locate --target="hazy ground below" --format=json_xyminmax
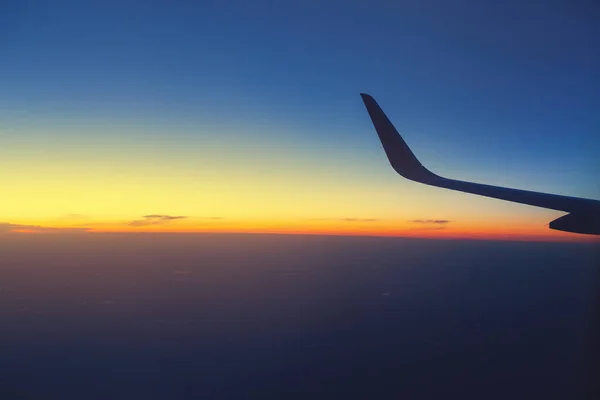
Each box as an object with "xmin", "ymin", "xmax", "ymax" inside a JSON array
[{"xmin": 1, "ymin": 233, "xmax": 598, "ymax": 399}]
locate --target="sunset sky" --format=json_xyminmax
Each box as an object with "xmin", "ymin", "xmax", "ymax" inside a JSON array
[{"xmin": 1, "ymin": 0, "xmax": 599, "ymax": 241}]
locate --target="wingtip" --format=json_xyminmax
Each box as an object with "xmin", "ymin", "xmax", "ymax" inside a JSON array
[{"xmin": 359, "ymin": 92, "xmax": 435, "ymax": 183}]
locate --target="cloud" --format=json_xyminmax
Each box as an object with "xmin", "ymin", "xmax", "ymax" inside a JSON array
[
  {"xmin": 409, "ymin": 219, "xmax": 452, "ymax": 224},
  {"xmin": 408, "ymin": 226, "xmax": 447, "ymax": 231},
  {"xmin": 142, "ymin": 215, "xmax": 187, "ymax": 220},
  {"xmin": 128, "ymin": 214, "xmax": 188, "ymax": 226},
  {"xmin": 0, "ymin": 223, "xmax": 89, "ymax": 234},
  {"xmin": 407, "ymin": 219, "xmax": 452, "ymax": 231}
]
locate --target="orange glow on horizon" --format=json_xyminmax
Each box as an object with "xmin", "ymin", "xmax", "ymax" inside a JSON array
[{"xmin": 5, "ymin": 217, "xmax": 595, "ymax": 243}]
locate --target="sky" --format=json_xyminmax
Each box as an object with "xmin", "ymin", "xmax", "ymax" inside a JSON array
[{"xmin": 1, "ymin": 0, "xmax": 599, "ymax": 241}]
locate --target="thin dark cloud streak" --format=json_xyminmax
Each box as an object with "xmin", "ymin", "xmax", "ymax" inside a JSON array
[
  {"xmin": 143, "ymin": 215, "xmax": 187, "ymax": 220},
  {"xmin": 409, "ymin": 219, "xmax": 452, "ymax": 224},
  {"xmin": 129, "ymin": 215, "xmax": 188, "ymax": 227}
]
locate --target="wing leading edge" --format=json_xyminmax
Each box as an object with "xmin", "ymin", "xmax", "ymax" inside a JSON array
[{"xmin": 360, "ymin": 93, "xmax": 600, "ymax": 235}]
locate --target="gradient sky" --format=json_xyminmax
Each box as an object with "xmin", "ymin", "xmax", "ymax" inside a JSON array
[{"xmin": 1, "ymin": 0, "xmax": 599, "ymax": 241}]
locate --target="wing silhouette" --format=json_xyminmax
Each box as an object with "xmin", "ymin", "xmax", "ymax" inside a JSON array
[{"xmin": 360, "ymin": 93, "xmax": 600, "ymax": 235}]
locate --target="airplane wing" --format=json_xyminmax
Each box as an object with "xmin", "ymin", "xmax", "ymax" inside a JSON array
[{"xmin": 360, "ymin": 93, "xmax": 600, "ymax": 235}]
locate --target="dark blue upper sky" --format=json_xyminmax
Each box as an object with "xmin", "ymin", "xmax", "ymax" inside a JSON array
[{"xmin": 1, "ymin": 0, "xmax": 599, "ymax": 232}]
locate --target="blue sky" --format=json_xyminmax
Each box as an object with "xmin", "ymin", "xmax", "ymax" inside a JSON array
[{"xmin": 1, "ymin": 0, "xmax": 598, "ymax": 239}]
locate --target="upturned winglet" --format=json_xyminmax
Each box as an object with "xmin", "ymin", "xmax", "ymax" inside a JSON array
[{"xmin": 360, "ymin": 93, "xmax": 438, "ymax": 184}]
